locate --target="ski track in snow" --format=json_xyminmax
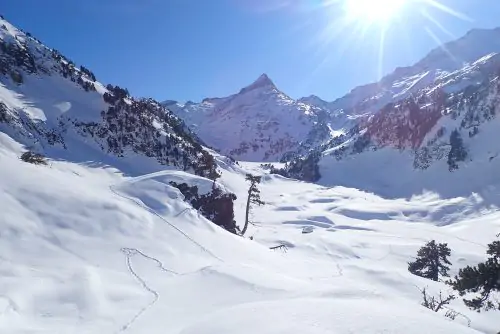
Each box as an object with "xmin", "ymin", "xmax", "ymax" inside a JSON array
[
  {"xmin": 111, "ymin": 180, "xmax": 224, "ymax": 333},
  {"xmin": 117, "ymin": 248, "xmax": 161, "ymax": 333},
  {"xmin": 118, "ymin": 247, "xmax": 220, "ymax": 333},
  {"xmin": 121, "ymin": 248, "xmax": 179, "ymax": 275},
  {"xmin": 410, "ymin": 226, "xmax": 488, "ymax": 249},
  {"xmin": 110, "ymin": 174, "xmax": 348, "ymax": 332},
  {"xmin": 117, "ymin": 247, "xmax": 209, "ymax": 333}
]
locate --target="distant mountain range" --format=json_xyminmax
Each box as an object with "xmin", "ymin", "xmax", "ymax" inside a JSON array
[
  {"xmin": 2, "ymin": 13, "xmax": 500, "ymax": 197},
  {"xmin": 164, "ymin": 27, "xmax": 500, "ymax": 165},
  {"xmin": 163, "ymin": 74, "xmax": 337, "ymax": 162}
]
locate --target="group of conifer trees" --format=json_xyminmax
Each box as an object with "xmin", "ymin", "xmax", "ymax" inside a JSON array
[{"xmin": 408, "ymin": 238, "xmax": 499, "ymax": 313}]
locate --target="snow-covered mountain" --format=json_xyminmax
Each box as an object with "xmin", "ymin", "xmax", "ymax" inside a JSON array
[
  {"xmin": 0, "ymin": 16, "xmax": 219, "ymax": 179},
  {"xmin": 279, "ymin": 60, "xmax": 500, "ymax": 198},
  {"xmin": 242, "ymin": 27, "xmax": 500, "ymax": 197},
  {"xmin": 164, "ymin": 74, "xmax": 340, "ymax": 162},
  {"xmin": 166, "ymin": 27, "xmax": 500, "ymax": 166}
]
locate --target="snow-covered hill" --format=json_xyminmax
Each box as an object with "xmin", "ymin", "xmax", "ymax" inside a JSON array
[{"xmin": 164, "ymin": 74, "xmax": 339, "ymax": 162}]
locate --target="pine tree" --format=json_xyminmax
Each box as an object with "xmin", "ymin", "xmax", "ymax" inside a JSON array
[
  {"xmin": 408, "ymin": 240, "xmax": 452, "ymax": 281},
  {"xmin": 449, "ymin": 239, "xmax": 500, "ymax": 311},
  {"xmin": 241, "ymin": 174, "xmax": 264, "ymax": 236}
]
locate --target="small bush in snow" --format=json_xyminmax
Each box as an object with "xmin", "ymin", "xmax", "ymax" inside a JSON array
[
  {"xmin": 420, "ymin": 288, "xmax": 455, "ymax": 312},
  {"xmin": 20, "ymin": 151, "xmax": 47, "ymax": 165}
]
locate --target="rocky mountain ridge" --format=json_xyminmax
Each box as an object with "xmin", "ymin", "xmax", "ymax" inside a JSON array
[{"xmin": 0, "ymin": 15, "xmax": 219, "ymax": 179}]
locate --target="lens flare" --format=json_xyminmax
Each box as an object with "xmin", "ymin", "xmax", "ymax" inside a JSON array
[
  {"xmin": 310, "ymin": 0, "xmax": 472, "ymax": 79},
  {"xmin": 344, "ymin": 0, "xmax": 407, "ymax": 24}
]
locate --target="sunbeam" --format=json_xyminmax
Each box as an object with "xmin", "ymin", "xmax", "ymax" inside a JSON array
[
  {"xmin": 420, "ymin": 8, "xmax": 456, "ymax": 40},
  {"xmin": 259, "ymin": 0, "xmax": 475, "ymax": 94},
  {"xmin": 424, "ymin": 26, "xmax": 462, "ymax": 67},
  {"xmin": 319, "ymin": 0, "xmax": 472, "ymax": 33},
  {"xmin": 423, "ymin": 0, "xmax": 473, "ymax": 22},
  {"xmin": 378, "ymin": 26, "xmax": 388, "ymax": 81}
]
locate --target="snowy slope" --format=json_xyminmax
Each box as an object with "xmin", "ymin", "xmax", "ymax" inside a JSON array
[
  {"xmin": 280, "ymin": 50, "xmax": 500, "ymax": 196},
  {"xmin": 1, "ymin": 134, "xmax": 499, "ymax": 333},
  {"xmin": 164, "ymin": 74, "xmax": 337, "ymax": 162},
  {"xmin": 314, "ymin": 73, "xmax": 500, "ymax": 198}
]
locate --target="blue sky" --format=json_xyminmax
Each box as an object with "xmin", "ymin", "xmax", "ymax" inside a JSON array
[{"xmin": 2, "ymin": 0, "xmax": 500, "ymax": 102}]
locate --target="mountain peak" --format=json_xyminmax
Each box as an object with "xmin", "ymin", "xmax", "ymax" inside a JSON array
[
  {"xmin": 254, "ymin": 73, "xmax": 273, "ymax": 86},
  {"xmin": 239, "ymin": 73, "xmax": 276, "ymax": 94},
  {"xmin": 299, "ymin": 95, "xmax": 326, "ymax": 104}
]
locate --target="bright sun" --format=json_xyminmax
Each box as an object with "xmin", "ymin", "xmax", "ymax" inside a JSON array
[{"xmin": 344, "ymin": 0, "xmax": 407, "ymax": 24}]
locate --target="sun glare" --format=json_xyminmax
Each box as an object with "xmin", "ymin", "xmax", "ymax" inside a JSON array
[
  {"xmin": 293, "ymin": 0, "xmax": 472, "ymax": 83},
  {"xmin": 344, "ymin": 0, "xmax": 407, "ymax": 24}
]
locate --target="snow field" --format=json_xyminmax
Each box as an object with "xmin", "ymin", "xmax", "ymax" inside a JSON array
[{"xmin": 2, "ymin": 137, "xmax": 498, "ymax": 333}]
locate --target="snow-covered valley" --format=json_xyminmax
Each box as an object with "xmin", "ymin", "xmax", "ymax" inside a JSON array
[{"xmin": 1, "ymin": 132, "xmax": 499, "ymax": 333}]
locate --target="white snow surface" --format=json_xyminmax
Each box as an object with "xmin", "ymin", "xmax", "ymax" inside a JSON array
[{"xmin": 0, "ymin": 134, "xmax": 499, "ymax": 334}]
